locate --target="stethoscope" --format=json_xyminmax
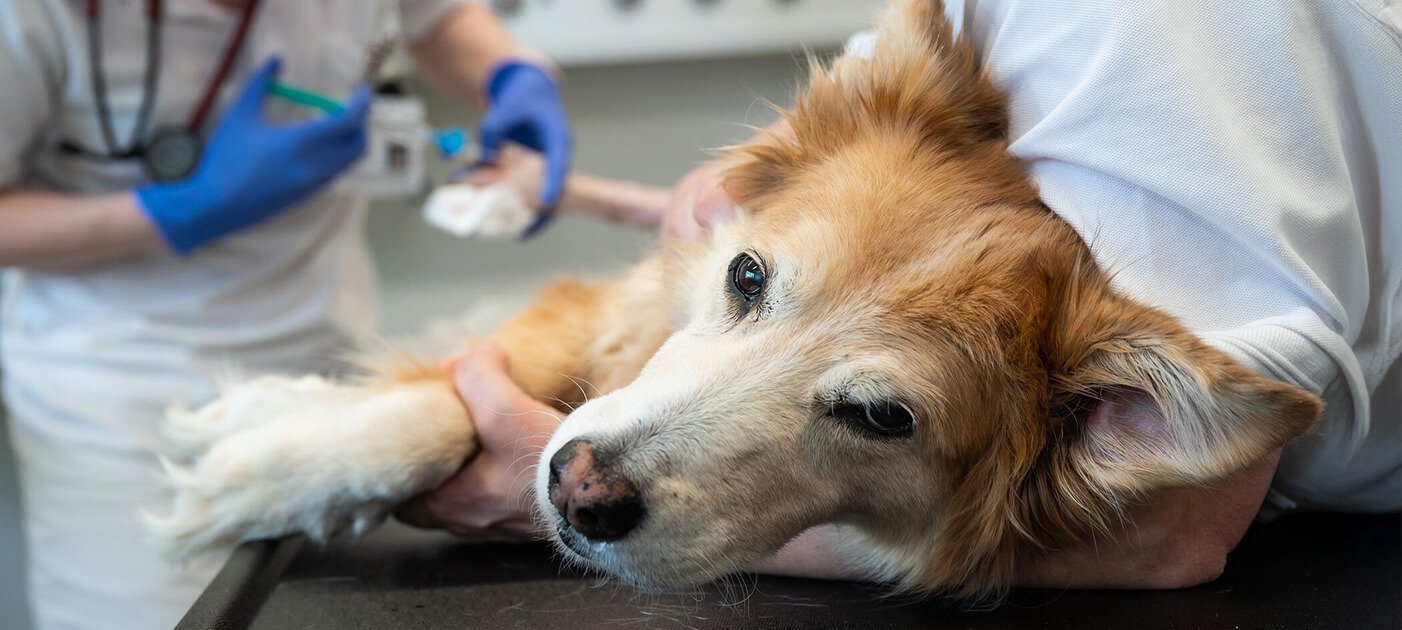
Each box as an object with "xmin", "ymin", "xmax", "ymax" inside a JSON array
[{"xmin": 67, "ymin": 0, "xmax": 264, "ymax": 181}]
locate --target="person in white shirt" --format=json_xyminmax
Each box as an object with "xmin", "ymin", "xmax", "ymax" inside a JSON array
[
  {"xmin": 417, "ymin": 0, "xmax": 1400, "ymax": 589},
  {"xmin": 0, "ymin": 1, "xmax": 572, "ymax": 628}
]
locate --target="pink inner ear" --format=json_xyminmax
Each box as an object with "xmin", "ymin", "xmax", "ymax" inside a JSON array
[{"xmin": 1086, "ymin": 386, "xmax": 1175, "ymax": 459}]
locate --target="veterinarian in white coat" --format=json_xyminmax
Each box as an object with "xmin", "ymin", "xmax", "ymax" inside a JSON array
[
  {"xmin": 420, "ymin": 0, "xmax": 1401, "ymax": 589},
  {"xmin": 0, "ymin": 1, "xmax": 571, "ymax": 628}
]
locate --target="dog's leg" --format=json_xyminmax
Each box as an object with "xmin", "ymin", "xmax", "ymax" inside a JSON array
[
  {"xmin": 149, "ymin": 374, "xmax": 472, "ymax": 559},
  {"xmin": 162, "ymin": 374, "xmax": 341, "ymax": 465},
  {"xmin": 151, "ymin": 259, "xmax": 673, "ymax": 560}
]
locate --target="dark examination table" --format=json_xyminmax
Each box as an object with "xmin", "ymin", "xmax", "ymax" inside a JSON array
[{"xmin": 177, "ymin": 511, "xmax": 1400, "ymax": 630}]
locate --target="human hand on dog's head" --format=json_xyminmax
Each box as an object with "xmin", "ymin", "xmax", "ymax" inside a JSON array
[
  {"xmin": 662, "ymin": 158, "xmax": 740, "ymax": 243},
  {"xmin": 395, "ymin": 344, "xmax": 563, "ymax": 540},
  {"xmin": 663, "ymin": 119, "xmax": 794, "ymax": 243}
]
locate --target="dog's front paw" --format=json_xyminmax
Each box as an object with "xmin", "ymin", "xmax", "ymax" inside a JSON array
[
  {"xmin": 148, "ymin": 430, "xmax": 394, "ymax": 560},
  {"xmin": 148, "ymin": 379, "xmax": 476, "ymax": 560},
  {"xmin": 162, "ymin": 375, "xmax": 337, "ymax": 465}
]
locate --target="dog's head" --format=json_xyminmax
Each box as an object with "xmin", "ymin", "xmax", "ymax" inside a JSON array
[{"xmin": 537, "ymin": 0, "xmax": 1319, "ymax": 595}]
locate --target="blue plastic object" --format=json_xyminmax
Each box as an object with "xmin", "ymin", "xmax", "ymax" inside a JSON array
[
  {"xmin": 134, "ymin": 58, "xmax": 371, "ymax": 254},
  {"xmin": 432, "ymin": 127, "xmax": 469, "ymax": 159}
]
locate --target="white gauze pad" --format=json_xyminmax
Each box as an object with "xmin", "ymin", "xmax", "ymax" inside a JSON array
[{"xmin": 422, "ymin": 183, "xmax": 535, "ymax": 239}]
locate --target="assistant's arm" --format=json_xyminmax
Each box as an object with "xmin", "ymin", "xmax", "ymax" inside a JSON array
[
  {"xmin": 755, "ymin": 456, "xmax": 1278, "ymax": 589},
  {"xmin": 0, "ymin": 191, "xmax": 165, "ymax": 269},
  {"xmin": 0, "ymin": 1, "xmax": 161, "ymax": 269},
  {"xmin": 405, "ymin": 2, "xmax": 571, "ymax": 214},
  {"xmin": 405, "ymin": 3, "xmax": 542, "ymax": 105}
]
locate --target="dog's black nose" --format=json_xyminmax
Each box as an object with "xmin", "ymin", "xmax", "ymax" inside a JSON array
[{"xmin": 548, "ymin": 438, "xmax": 646, "ymax": 541}]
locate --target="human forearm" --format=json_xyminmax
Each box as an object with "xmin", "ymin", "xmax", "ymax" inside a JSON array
[
  {"xmin": 753, "ymin": 452, "xmax": 1279, "ymax": 589},
  {"xmin": 409, "ymin": 4, "xmax": 545, "ymax": 105},
  {"xmin": 664, "ymin": 118, "xmax": 792, "ymax": 241},
  {"xmin": 753, "ymin": 525, "xmax": 864, "ymax": 580},
  {"xmin": 1015, "ymin": 451, "xmax": 1280, "ymax": 589},
  {"xmin": 561, "ymin": 174, "xmax": 669, "ymax": 228},
  {"xmin": 0, "ymin": 188, "xmax": 164, "ymax": 269},
  {"xmin": 461, "ymin": 145, "xmax": 667, "ymax": 229}
]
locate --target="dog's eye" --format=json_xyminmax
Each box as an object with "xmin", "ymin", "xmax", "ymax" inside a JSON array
[
  {"xmin": 832, "ymin": 401, "xmax": 916, "ymax": 437},
  {"xmin": 728, "ymin": 253, "xmax": 766, "ymax": 301}
]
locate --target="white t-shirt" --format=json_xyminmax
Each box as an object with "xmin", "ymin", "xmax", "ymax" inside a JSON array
[
  {"xmin": 0, "ymin": 0, "xmax": 466, "ymax": 447},
  {"xmin": 847, "ymin": 0, "xmax": 1399, "ymax": 512}
]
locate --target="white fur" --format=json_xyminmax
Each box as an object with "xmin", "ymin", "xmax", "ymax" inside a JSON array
[{"xmin": 148, "ymin": 376, "xmax": 475, "ymax": 560}]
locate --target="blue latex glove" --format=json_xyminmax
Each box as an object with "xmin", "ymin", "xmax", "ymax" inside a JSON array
[
  {"xmin": 477, "ymin": 61, "xmax": 573, "ymax": 237},
  {"xmin": 135, "ymin": 58, "xmax": 371, "ymax": 254}
]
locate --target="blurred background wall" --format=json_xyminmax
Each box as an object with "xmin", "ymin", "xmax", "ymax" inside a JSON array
[{"xmin": 0, "ymin": 1, "xmax": 877, "ymax": 625}]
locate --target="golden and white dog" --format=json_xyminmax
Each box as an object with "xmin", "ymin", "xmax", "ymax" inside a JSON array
[{"xmin": 152, "ymin": 0, "xmax": 1320, "ymax": 598}]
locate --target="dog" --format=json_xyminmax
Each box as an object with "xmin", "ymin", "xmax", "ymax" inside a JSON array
[{"xmin": 151, "ymin": 0, "xmax": 1321, "ymax": 599}]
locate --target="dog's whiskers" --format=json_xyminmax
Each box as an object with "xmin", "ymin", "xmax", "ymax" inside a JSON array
[
  {"xmin": 558, "ymin": 373, "xmax": 601, "ymax": 407},
  {"xmin": 545, "ymin": 396, "xmax": 580, "ymax": 412}
]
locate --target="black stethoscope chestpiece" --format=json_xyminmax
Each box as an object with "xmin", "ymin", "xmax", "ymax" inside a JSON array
[
  {"xmin": 80, "ymin": 0, "xmax": 262, "ymax": 183},
  {"xmin": 143, "ymin": 127, "xmax": 202, "ymax": 181}
]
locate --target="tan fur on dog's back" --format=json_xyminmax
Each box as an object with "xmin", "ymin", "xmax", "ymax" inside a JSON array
[{"xmin": 368, "ymin": 261, "xmax": 673, "ymax": 409}]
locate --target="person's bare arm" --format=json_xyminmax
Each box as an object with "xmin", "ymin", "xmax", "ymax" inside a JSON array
[
  {"xmin": 663, "ymin": 118, "xmax": 792, "ymax": 241},
  {"xmin": 1014, "ymin": 452, "xmax": 1280, "ymax": 589},
  {"xmin": 752, "ymin": 525, "xmax": 861, "ymax": 580},
  {"xmin": 755, "ymin": 456, "xmax": 1279, "ymax": 589},
  {"xmin": 0, "ymin": 189, "xmax": 165, "ymax": 269},
  {"xmin": 407, "ymin": 4, "xmax": 547, "ymax": 105},
  {"xmin": 464, "ymin": 145, "xmax": 669, "ymax": 228},
  {"xmin": 562, "ymin": 174, "xmax": 669, "ymax": 227}
]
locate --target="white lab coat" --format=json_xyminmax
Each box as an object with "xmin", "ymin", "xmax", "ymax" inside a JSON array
[
  {"xmin": 0, "ymin": 1, "xmax": 467, "ymax": 628},
  {"xmin": 848, "ymin": 0, "xmax": 1400, "ymax": 512}
]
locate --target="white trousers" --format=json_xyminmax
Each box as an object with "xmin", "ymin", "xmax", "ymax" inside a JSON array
[{"xmin": 3, "ymin": 364, "xmax": 226, "ymax": 630}]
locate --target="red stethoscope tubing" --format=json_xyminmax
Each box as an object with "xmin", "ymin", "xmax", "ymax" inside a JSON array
[
  {"xmin": 85, "ymin": 0, "xmax": 264, "ymax": 140},
  {"xmin": 186, "ymin": 0, "xmax": 264, "ymax": 131}
]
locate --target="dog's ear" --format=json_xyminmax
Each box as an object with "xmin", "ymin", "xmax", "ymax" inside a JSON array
[
  {"xmin": 724, "ymin": 0, "xmax": 1005, "ymax": 206},
  {"xmin": 1044, "ymin": 281, "xmax": 1320, "ymax": 502}
]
